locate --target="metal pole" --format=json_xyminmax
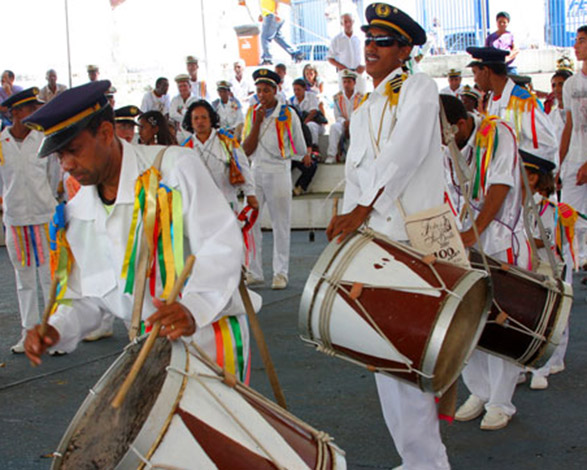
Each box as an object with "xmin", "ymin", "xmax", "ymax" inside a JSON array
[
  {"xmin": 64, "ymin": 0, "xmax": 73, "ymax": 88},
  {"xmin": 481, "ymin": 0, "xmax": 489, "ymax": 43},
  {"xmin": 199, "ymin": 0, "xmax": 209, "ymax": 76}
]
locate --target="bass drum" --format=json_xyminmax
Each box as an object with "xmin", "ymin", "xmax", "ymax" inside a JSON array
[
  {"xmin": 299, "ymin": 230, "xmax": 492, "ymax": 396},
  {"xmin": 52, "ymin": 337, "xmax": 346, "ymax": 470}
]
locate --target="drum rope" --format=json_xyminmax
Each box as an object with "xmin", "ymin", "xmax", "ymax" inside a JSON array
[
  {"xmin": 185, "ymin": 342, "xmax": 338, "ymax": 469},
  {"xmin": 517, "ymin": 291, "xmax": 558, "ymax": 364},
  {"xmin": 488, "ymin": 299, "xmax": 547, "ymax": 342},
  {"xmin": 166, "ymin": 366, "xmax": 288, "ymax": 470},
  {"xmin": 129, "ymin": 444, "xmax": 188, "ymax": 470},
  {"xmin": 470, "ymin": 261, "xmax": 561, "ymax": 292}
]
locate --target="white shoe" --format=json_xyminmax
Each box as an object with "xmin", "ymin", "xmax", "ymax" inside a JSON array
[
  {"xmin": 480, "ymin": 408, "xmax": 511, "ymax": 431},
  {"xmin": 530, "ymin": 374, "xmax": 549, "ymax": 390},
  {"xmin": 83, "ymin": 325, "xmax": 114, "ymax": 342},
  {"xmin": 324, "ymin": 156, "xmax": 336, "ymax": 164},
  {"xmin": 48, "ymin": 349, "xmax": 67, "ymax": 357},
  {"xmin": 550, "ymin": 364, "xmax": 565, "ymax": 375},
  {"xmin": 10, "ymin": 335, "xmax": 26, "ymax": 354},
  {"xmin": 271, "ymin": 274, "xmax": 288, "ymax": 290},
  {"xmin": 516, "ymin": 371, "xmax": 527, "ymax": 384},
  {"xmin": 245, "ymin": 272, "xmax": 264, "ymax": 286},
  {"xmin": 392, "ymin": 466, "xmax": 403, "ymax": 470},
  {"xmin": 455, "ymin": 394, "xmax": 486, "ymax": 421}
]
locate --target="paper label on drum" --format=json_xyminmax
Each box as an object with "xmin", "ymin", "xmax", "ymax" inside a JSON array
[
  {"xmin": 339, "ymin": 242, "xmax": 441, "ymax": 297},
  {"xmin": 328, "ymin": 295, "xmax": 413, "ymax": 365},
  {"xmin": 404, "ymin": 203, "xmax": 470, "ymax": 267}
]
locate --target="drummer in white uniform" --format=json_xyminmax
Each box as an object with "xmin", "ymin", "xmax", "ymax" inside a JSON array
[
  {"xmin": 182, "ymin": 99, "xmax": 257, "ymax": 213},
  {"xmin": 327, "ymin": 4, "xmax": 450, "ymax": 469},
  {"xmin": 242, "ymin": 69, "xmax": 306, "ymax": 290},
  {"xmin": 211, "ymin": 81, "xmax": 245, "ymax": 138},
  {"xmin": 0, "ymin": 88, "xmax": 58, "ymax": 354},
  {"xmin": 440, "ymin": 94, "xmax": 528, "ymax": 431},
  {"xmin": 24, "ymin": 81, "xmax": 259, "ymax": 385}
]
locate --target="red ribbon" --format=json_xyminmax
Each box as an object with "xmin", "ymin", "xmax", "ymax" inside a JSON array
[{"xmin": 237, "ymin": 205, "xmax": 259, "ymax": 268}]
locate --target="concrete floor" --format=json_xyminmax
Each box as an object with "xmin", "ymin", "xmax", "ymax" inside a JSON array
[{"xmin": 1, "ymin": 230, "xmax": 586, "ymax": 469}]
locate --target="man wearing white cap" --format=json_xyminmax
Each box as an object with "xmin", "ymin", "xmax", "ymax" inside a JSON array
[
  {"xmin": 186, "ymin": 56, "xmax": 210, "ymax": 101},
  {"xmin": 170, "ymin": 74, "xmax": 196, "ymax": 144}
]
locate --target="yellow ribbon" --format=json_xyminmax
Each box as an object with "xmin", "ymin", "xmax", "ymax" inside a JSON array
[
  {"xmin": 219, "ymin": 318, "xmax": 236, "ymax": 375},
  {"xmin": 158, "ymin": 187, "xmax": 175, "ymax": 299}
]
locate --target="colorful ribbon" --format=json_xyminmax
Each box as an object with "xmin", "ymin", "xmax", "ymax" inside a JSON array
[{"xmin": 237, "ymin": 205, "xmax": 259, "ymax": 268}]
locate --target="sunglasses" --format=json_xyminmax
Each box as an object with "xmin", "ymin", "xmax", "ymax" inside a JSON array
[{"xmin": 365, "ymin": 35, "xmax": 399, "ymax": 47}]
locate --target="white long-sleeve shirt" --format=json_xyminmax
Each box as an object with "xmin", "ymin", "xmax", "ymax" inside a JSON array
[
  {"xmin": 328, "ymin": 31, "xmax": 363, "ymax": 70},
  {"xmin": 189, "ymin": 129, "xmax": 255, "ymax": 207},
  {"xmin": 0, "ymin": 128, "xmax": 58, "ymax": 226},
  {"xmin": 343, "ymin": 69, "xmax": 444, "ymax": 241},
  {"xmin": 169, "ymin": 94, "xmax": 197, "ymax": 126},
  {"xmin": 245, "ymin": 99, "xmax": 306, "ymax": 173},
  {"xmin": 49, "ymin": 140, "xmax": 259, "ymax": 353}
]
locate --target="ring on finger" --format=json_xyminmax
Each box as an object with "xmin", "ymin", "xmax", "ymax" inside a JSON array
[{"xmin": 170, "ymin": 324, "xmax": 176, "ymax": 330}]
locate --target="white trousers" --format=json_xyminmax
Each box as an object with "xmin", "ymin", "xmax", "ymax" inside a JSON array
[
  {"xmin": 249, "ymin": 169, "xmax": 292, "ymax": 280},
  {"xmin": 306, "ymin": 121, "xmax": 324, "ymax": 146},
  {"xmin": 6, "ymin": 224, "xmax": 51, "ymax": 330},
  {"xmin": 375, "ymin": 374, "xmax": 451, "ymax": 470},
  {"xmin": 561, "ymin": 160, "xmax": 587, "ymax": 264},
  {"xmin": 461, "ymin": 246, "xmax": 530, "ymax": 416},
  {"xmin": 327, "ymin": 121, "xmax": 345, "ymax": 158}
]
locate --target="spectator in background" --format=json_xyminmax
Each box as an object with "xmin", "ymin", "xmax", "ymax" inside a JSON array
[
  {"xmin": 38, "ymin": 69, "xmax": 67, "ymax": 103},
  {"xmin": 114, "ymin": 105, "xmax": 141, "ymax": 144},
  {"xmin": 141, "ymin": 77, "xmax": 171, "ymax": 116},
  {"xmin": 170, "ymin": 74, "xmax": 196, "ymax": 144},
  {"xmin": 548, "ymin": 69, "xmax": 573, "ymax": 143},
  {"xmin": 290, "ymin": 78, "xmax": 325, "ymax": 149},
  {"xmin": 138, "ymin": 110, "xmax": 177, "ymax": 146},
  {"xmin": 231, "ymin": 59, "xmax": 254, "ymax": 106},
  {"xmin": 327, "ymin": 12, "xmax": 365, "ymax": 91},
  {"xmin": 0, "ymin": 70, "xmax": 24, "ymax": 127},
  {"xmin": 212, "ymin": 81, "xmax": 245, "ymax": 138},
  {"xmin": 106, "ymin": 86, "xmax": 117, "ymax": 108},
  {"xmin": 302, "ymin": 63, "xmax": 327, "ymax": 117},
  {"xmin": 440, "ymin": 69, "xmax": 463, "ymax": 97},
  {"xmin": 485, "ymin": 12, "xmax": 519, "ymax": 74},
  {"xmin": 327, "ymin": 69, "xmax": 362, "ymax": 164},
  {"xmin": 87, "ymin": 65, "xmax": 99, "ymax": 82},
  {"xmin": 429, "ymin": 17, "xmax": 446, "ymax": 55},
  {"xmin": 258, "ymin": 0, "xmax": 304, "ymax": 66},
  {"xmin": 459, "ymin": 85, "xmax": 481, "ymax": 114},
  {"xmin": 275, "ymin": 63, "xmax": 293, "ymax": 99},
  {"xmin": 186, "ymin": 56, "xmax": 210, "ymax": 101}
]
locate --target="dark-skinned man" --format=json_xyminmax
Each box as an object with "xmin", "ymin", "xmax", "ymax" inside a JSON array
[
  {"xmin": 0, "ymin": 88, "xmax": 58, "ymax": 353},
  {"xmin": 326, "ymin": 4, "xmax": 450, "ymax": 469},
  {"xmin": 440, "ymin": 94, "xmax": 528, "ymax": 431},
  {"xmin": 23, "ymin": 81, "xmax": 258, "ymax": 386}
]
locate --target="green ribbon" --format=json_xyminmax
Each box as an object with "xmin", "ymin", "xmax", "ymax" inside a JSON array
[{"xmin": 228, "ymin": 316, "xmax": 245, "ymax": 381}]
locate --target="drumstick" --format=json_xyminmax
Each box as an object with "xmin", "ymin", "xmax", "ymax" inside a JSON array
[
  {"xmin": 238, "ymin": 274, "xmax": 288, "ymax": 409},
  {"xmin": 31, "ymin": 276, "xmax": 60, "ymax": 367},
  {"xmin": 39, "ymin": 276, "xmax": 60, "ymax": 338},
  {"xmin": 112, "ymin": 255, "xmax": 196, "ymax": 409},
  {"xmin": 332, "ymin": 196, "xmax": 339, "ymax": 218}
]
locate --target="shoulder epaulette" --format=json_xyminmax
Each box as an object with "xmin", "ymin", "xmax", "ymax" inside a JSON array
[{"xmin": 511, "ymin": 84, "xmax": 532, "ymax": 100}]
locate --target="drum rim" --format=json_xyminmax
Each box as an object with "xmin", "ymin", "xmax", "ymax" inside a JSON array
[
  {"xmin": 419, "ymin": 268, "xmax": 491, "ymax": 395},
  {"xmin": 51, "ymin": 337, "xmax": 188, "ymax": 470},
  {"xmin": 298, "ymin": 231, "xmax": 359, "ymax": 339}
]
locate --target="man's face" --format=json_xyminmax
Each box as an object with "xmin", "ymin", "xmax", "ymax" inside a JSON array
[
  {"xmin": 496, "ymin": 17, "xmax": 509, "ymax": 33},
  {"xmin": 11, "ymin": 103, "xmax": 40, "ymax": 122},
  {"xmin": 115, "ymin": 122, "xmax": 135, "ymax": 143},
  {"xmin": 234, "ymin": 63, "xmax": 243, "ymax": 78},
  {"xmin": 156, "ymin": 79, "xmax": 169, "ymax": 95},
  {"xmin": 551, "ymin": 76, "xmax": 566, "ymax": 103},
  {"xmin": 342, "ymin": 77, "xmax": 355, "ymax": 95},
  {"xmin": 178, "ymin": 81, "xmax": 191, "ymax": 99},
  {"xmin": 574, "ymin": 31, "xmax": 587, "ymax": 62},
  {"xmin": 472, "ymin": 65, "xmax": 491, "ymax": 92},
  {"xmin": 448, "ymin": 76, "xmax": 462, "ymax": 91},
  {"xmin": 1, "ymin": 72, "xmax": 12, "ymax": 86},
  {"xmin": 364, "ymin": 27, "xmax": 412, "ymax": 83},
  {"xmin": 218, "ymin": 88, "xmax": 230, "ymax": 102},
  {"xmin": 56, "ymin": 125, "xmax": 114, "ymax": 186},
  {"xmin": 256, "ymin": 83, "xmax": 277, "ymax": 107},
  {"xmin": 191, "ymin": 106, "xmax": 212, "ymax": 136},
  {"xmin": 187, "ymin": 62, "xmax": 198, "ymax": 80},
  {"xmin": 47, "ymin": 71, "xmax": 57, "ymax": 87},
  {"xmin": 275, "ymin": 67, "xmax": 286, "ymax": 80},
  {"xmin": 342, "ymin": 14, "xmax": 353, "ymax": 35},
  {"xmin": 88, "ymin": 70, "xmax": 99, "ymax": 81},
  {"xmin": 293, "ymin": 84, "xmax": 305, "ymax": 101}
]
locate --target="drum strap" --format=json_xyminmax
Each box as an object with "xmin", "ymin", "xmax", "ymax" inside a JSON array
[{"xmin": 129, "ymin": 147, "xmax": 168, "ymax": 341}]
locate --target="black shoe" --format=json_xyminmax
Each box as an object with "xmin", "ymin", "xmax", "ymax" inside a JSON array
[
  {"xmin": 260, "ymin": 60, "xmax": 273, "ymax": 66},
  {"xmin": 293, "ymin": 52, "xmax": 305, "ymax": 63}
]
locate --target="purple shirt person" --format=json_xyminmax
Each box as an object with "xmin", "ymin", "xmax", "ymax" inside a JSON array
[{"xmin": 485, "ymin": 12, "xmax": 519, "ymax": 74}]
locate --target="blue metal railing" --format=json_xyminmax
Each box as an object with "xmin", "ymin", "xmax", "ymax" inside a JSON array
[{"xmin": 547, "ymin": 0, "xmax": 587, "ymax": 46}]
